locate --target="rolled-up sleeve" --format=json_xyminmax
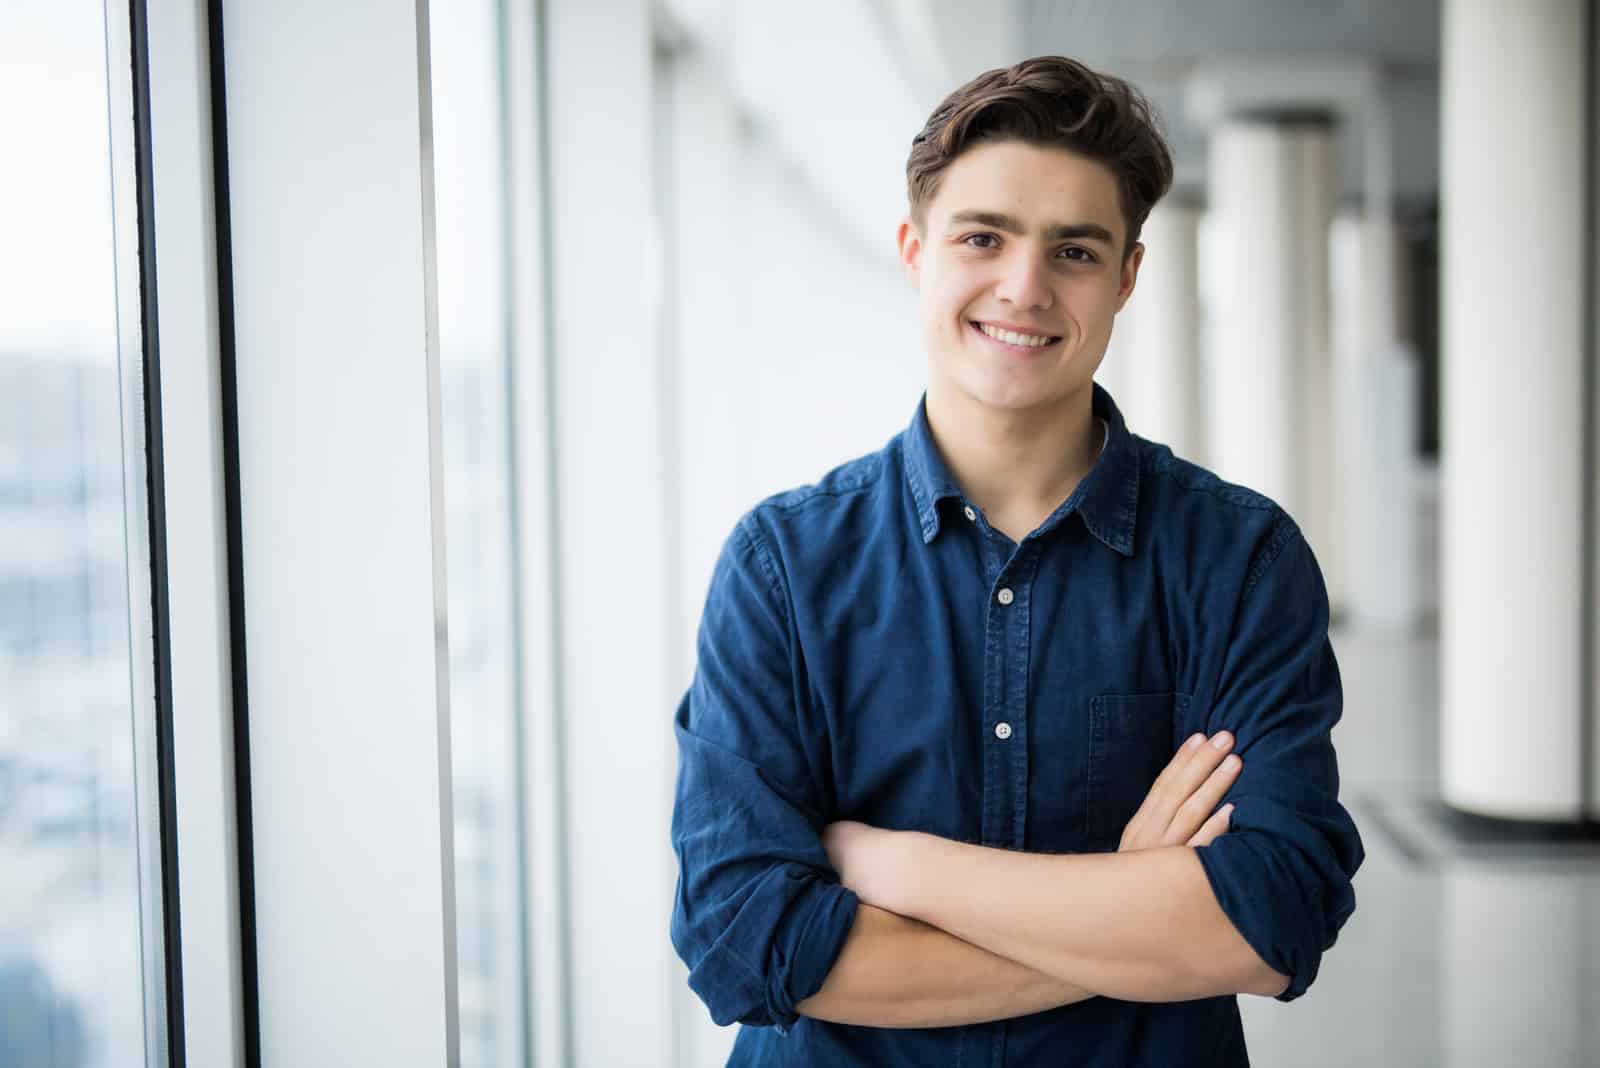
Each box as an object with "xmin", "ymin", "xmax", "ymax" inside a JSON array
[
  {"xmin": 1195, "ymin": 514, "xmax": 1365, "ymax": 1002},
  {"xmin": 670, "ymin": 516, "xmax": 859, "ymax": 1031}
]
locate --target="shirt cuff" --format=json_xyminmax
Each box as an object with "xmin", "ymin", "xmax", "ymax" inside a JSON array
[
  {"xmin": 766, "ymin": 876, "xmax": 860, "ymax": 1032},
  {"xmin": 1195, "ymin": 830, "xmax": 1325, "ymax": 1002}
]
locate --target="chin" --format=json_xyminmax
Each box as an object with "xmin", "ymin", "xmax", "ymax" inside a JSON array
[
  {"xmin": 957, "ymin": 374, "xmax": 1061, "ymax": 413},
  {"xmin": 928, "ymin": 342, "xmax": 1086, "ymax": 414}
]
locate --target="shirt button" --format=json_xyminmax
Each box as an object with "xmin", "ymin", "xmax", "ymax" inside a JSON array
[
  {"xmin": 996, "ymin": 587, "xmax": 1014, "ymax": 606},
  {"xmin": 963, "ymin": 505, "xmax": 977, "ymax": 522},
  {"xmin": 994, "ymin": 722, "xmax": 1013, "ymax": 740}
]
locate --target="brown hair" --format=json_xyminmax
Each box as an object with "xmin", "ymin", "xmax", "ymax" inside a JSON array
[{"xmin": 906, "ymin": 56, "xmax": 1173, "ymax": 258}]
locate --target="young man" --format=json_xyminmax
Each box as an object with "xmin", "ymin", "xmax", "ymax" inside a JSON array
[{"xmin": 670, "ymin": 56, "xmax": 1363, "ymax": 1066}]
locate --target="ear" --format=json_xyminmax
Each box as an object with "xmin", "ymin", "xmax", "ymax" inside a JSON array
[
  {"xmin": 1114, "ymin": 241, "xmax": 1145, "ymax": 312},
  {"xmin": 896, "ymin": 217, "xmax": 923, "ymax": 288}
]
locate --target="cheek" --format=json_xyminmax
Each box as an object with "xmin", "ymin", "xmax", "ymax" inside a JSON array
[
  {"xmin": 923, "ymin": 277, "xmax": 974, "ymax": 329},
  {"xmin": 1067, "ymin": 276, "xmax": 1121, "ymax": 322}
]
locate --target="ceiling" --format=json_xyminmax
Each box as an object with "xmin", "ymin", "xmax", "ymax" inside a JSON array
[{"xmin": 908, "ymin": 0, "xmax": 1444, "ymax": 203}]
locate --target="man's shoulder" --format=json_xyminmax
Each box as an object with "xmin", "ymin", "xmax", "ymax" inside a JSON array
[
  {"xmin": 730, "ymin": 433, "xmax": 907, "ymax": 563},
  {"xmin": 1134, "ymin": 436, "xmax": 1300, "ymax": 553},
  {"xmin": 747, "ymin": 435, "xmax": 901, "ymax": 522}
]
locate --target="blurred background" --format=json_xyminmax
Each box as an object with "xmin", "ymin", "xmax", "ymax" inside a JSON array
[{"xmin": 1, "ymin": 0, "xmax": 1596, "ymax": 1066}]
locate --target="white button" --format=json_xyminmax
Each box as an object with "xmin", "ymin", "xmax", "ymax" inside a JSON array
[
  {"xmin": 996, "ymin": 587, "xmax": 1014, "ymax": 606},
  {"xmin": 963, "ymin": 505, "xmax": 977, "ymax": 522},
  {"xmin": 994, "ymin": 722, "xmax": 1013, "ymax": 740}
]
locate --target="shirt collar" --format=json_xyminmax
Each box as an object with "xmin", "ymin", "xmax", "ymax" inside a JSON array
[{"xmin": 901, "ymin": 382, "xmax": 1140, "ymax": 556}]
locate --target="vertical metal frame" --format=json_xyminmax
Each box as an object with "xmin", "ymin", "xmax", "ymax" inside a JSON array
[
  {"xmin": 139, "ymin": 0, "xmax": 250, "ymax": 1064},
  {"xmin": 203, "ymin": 2, "xmax": 262, "ymax": 1060},
  {"xmin": 215, "ymin": 0, "xmax": 460, "ymax": 1062},
  {"xmin": 104, "ymin": 1, "xmax": 176, "ymax": 1064},
  {"xmin": 1585, "ymin": 0, "xmax": 1599, "ymax": 819}
]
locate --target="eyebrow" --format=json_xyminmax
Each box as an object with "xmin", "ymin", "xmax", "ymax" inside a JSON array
[{"xmin": 947, "ymin": 210, "xmax": 1116, "ymax": 246}]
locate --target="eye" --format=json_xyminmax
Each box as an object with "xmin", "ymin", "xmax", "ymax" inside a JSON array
[
  {"xmin": 1057, "ymin": 245, "xmax": 1098, "ymax": 263},
  {"xmin": 962, "ymin": 232, "xmax": 1000, "ymax": 250}
]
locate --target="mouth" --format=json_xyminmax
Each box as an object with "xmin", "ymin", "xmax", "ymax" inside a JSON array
[{"xmin": 969, "ymin": 319, "xmax": 1063, "ymax": 352}]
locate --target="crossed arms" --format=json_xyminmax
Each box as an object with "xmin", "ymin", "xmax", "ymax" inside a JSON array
[{"xmin": 795, "ymin": 732, "xmax": 1287, "ymax": 1029}]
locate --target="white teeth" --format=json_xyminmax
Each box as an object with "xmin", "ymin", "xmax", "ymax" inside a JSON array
[{"xmin": 978, "ymin": 322, "xmax": 1054, "ymax": 347}]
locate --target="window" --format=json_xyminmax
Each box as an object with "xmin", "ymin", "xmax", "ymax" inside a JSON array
[
  {"xmin": 431, "ymin": 5, "xmax": 529, "ymax": 1066},
  {"xmin": 0, "ymin": 2, "xmax": 171, "ymax": 1066}
]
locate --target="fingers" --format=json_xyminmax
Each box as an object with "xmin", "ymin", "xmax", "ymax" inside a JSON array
[
  {"xmin": 1120, "ymin": 735, "xmax": 1205, "ymax": 844},
  {"xmin": 1186, "ymin": 803, "xmax": 1235, "ymax": 848},
  {"xmin": 1173, "ymin": 752, "xmax": 1243, "ymax": 841},
  {"xmin": 1119, "ymin": 731, "xmax": 1244, "ymax": 852},
  {"xmin": 1139, "ymin": 731, "xmax": 1238, "ymax": 830}
]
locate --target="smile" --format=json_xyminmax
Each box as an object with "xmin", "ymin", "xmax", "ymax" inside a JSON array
[{"xmin": 970, "ymin": 320, "xmax": 1062, "ymax": 350}]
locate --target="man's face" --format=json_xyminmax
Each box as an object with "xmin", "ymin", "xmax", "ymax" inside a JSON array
[{"xmin": 898, "ymin": 139, "xmax": 1142, "ymax": 415}]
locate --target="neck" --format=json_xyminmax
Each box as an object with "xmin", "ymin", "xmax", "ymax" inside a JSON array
[{"xmin": 924, "ymin": 379, "xmax": 1101, "ymax": 529}]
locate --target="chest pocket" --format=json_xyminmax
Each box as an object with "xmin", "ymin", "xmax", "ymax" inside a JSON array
[{"xmin": 1086, "ymin": 692, "xmax": 1190, "ymax": 849}]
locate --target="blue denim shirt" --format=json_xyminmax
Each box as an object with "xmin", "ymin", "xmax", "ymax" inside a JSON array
[{"xmin": 670, "ymin": 385, "xmax": 1363, "ymax": 1067}]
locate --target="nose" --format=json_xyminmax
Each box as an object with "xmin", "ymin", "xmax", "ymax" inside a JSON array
[{"xmin": 993, "ymin": 252, "xmax": 1054, "ymax": 311}]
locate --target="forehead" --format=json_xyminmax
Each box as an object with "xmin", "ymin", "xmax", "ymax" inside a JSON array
[{"xmin": 928, "ymin": 140, "xmax": 1125, "ymax": 241}]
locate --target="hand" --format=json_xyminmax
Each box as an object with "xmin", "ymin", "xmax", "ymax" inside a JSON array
[
  {"xmin": 1118, "ymin": 732, "xmax": 1241, "ymax": 852},
  {"xmin": 821, "ymin": 820, "xmax": 906, "ymax": 909}
]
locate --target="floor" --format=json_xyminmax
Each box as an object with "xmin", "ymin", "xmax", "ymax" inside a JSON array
[{"xmin": 1237, "ymin": 626, "xmax": 1600, "ymax": 1067}]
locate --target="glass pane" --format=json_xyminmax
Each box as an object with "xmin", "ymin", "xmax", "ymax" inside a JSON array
[
  {"xmin": 0, "ymin": 2, "xmax": 161, "ymax": 1067},
  {"xmin": 430, "ymin": 6, "xmax": 528, "ymax": 1067}
]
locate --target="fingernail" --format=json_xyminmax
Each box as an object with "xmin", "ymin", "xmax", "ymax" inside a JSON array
[
  {"xmin": 1223, "ymin": 803, "xmax": 1235, "ymax": 818},
  {"xmin": 1211, "ymin": 732, "xmax": 1233, "ymax": 750},
  {"xmin": 1186, "ymin": 733, "xmax": 1205, "ymax": 750},
  {"xmin": 1224, "ymin": 754, "xmax": 1241, "ymax": 771}
]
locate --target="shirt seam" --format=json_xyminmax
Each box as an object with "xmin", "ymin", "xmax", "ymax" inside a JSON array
[
  {"xmin": 762, "ymin": 473, "xmax": 884, "ymax": 517},
  {"xmin": 1242, "ymin": 514, "xmax": 1300, "ymax": 598},
  {"xmin": 760, "ymin": 449, "xmax": 888, "ymax": 519},
  {"xmin": 735, "ymin": 517, "xmax": 790, "ymax": 620},
  {"xmin": 1144, "ymin": 452, "xmax": 1280, "ymax": 513}
]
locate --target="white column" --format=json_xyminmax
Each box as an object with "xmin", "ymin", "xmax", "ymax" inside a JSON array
[
  {"xmin": 1204, "ymin": 118, "xmax": 1339, "ymax": 595},
  {"xmin": 1330, "ymin": 212, "xmax": 1420, "ymax": 630},
  {"xmin": 544, "ymin": 1, "xmax": 677, "ymax": 1064},
  {"xmin": 1103, "ymin": 198, "xmax": 1203, "ymax": 463},
  {"xmin": 221, "ymin": 1, "xmax": 459, "ymax": 1063},
  {"xmin": 1440, "ymin": 0, "xmax": 1588, "ymax": 820}
]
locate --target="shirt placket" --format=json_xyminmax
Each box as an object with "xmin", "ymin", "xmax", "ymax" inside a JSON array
[
  {"xmin": 977, "ymin": 531, "xmax": 1036, "ymax": 1068},
  {"xmin": 978, "ymin": 537, "xmax": 1034, "ymax": 851}
]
